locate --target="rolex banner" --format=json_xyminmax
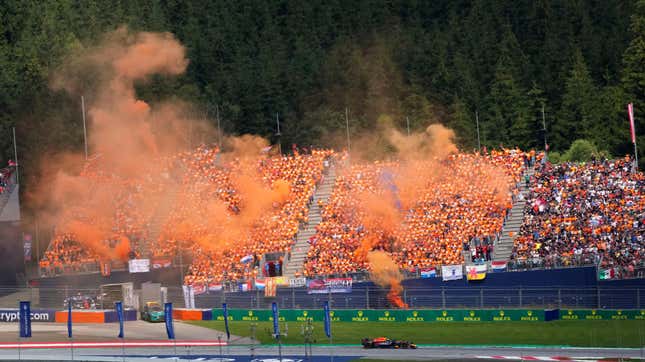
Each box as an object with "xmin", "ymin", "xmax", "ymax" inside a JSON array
[
  {"xmin": 560, "ymin": 309, "xmax": 642, "ymax": 320},
  {"xmin": 211, "ymin": 308, "xmax": 548, "ymax": 322},
  {"xmin": 209, "ymin": 308, "xmax": 645, "ymax": 322}
]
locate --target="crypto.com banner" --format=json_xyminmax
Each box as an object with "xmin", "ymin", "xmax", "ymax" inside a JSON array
[{"xmin": 0, "ymin": 309, "xmax": 56, "ymax": 323}]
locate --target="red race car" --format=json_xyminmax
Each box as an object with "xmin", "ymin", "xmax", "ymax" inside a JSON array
[{"xmin": 361, "ymin": 337, "xmax": 418, "ymax": 349}]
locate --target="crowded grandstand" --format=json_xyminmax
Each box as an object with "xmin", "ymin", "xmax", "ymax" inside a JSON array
[{"xmin": 38, "ymin": 145, "xmax": 644, "ymax": 291}]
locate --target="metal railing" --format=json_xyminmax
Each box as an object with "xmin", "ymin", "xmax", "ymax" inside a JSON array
[
  {"xmin": 193, "ymin": 286, "xmax": 643, "ymax": 310},
  {"xmin": 0, "ymin": 285, "xmax": 640, "ymax": 310}
]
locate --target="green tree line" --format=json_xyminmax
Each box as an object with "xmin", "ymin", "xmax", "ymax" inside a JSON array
[{"xmin": 1, "ymin": 0, "xmax": 644, "ymax": 202}]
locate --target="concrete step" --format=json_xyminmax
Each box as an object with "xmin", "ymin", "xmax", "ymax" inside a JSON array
[{"xmin": 282, "ymin": 164, "xmax": 338, "ymax": 276}]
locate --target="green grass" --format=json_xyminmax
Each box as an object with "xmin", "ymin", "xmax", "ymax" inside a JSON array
[{"xmin": 187, "ymin": 320, "xmax": 645, "ymax": 347}]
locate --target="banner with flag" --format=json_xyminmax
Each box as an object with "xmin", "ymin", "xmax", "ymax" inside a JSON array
[
  {"xmin": 323, "ymin": 301, "xmax": 331, "ymax": 338},
  {"xmin": 222, "ymin": 303, "xmax": 230, "ymax": 341},
  {"xmin": 271, "ymin": 302, "xmax": 280, "ymax": 338},
  {"xmin": 19, "ymin": 301, "xmax": 31, "ymax": 338},
  {"xmin": 240, "ymin": 255, "xmax": 253, "ymax": 264},
  {"xmin": 628, "ymin": 103, "xmax": 636, "ymax": 144},
  {"xmin": 491, "ymin": 261, "xmax": 507, "ymax": 272},
  {"xmin": 599, "ymin": 268, "xmax": 615, "ymax": 280},
  {"xmin": 164, "ymin": 303, "xmax": 175, "ymax": 340},
  {"xmin": 467, "ymin": 264, "xmax": 487, "ymax": 281},
  {"xmin": 265, "ymin": 278, "xmax": 277, "ymax": 297},
  {"xmin": 100, "ymin": 260, "xmax": 111, "ymax": 277},
  {"xmin": 151, "ymin": 256, "xmax": 172, "ymax": 269},
  {"xmin": 255, "ymin": 278, "xmax": 266, "ymax": 290},
  {"xmin": 115, "ymin": 301, "xmax": 124, "ymax": 338},
  {"xmin": 239, "ymin": 280, "xmax": 252, "ymax": 292},
  {"xmin": 193, "ymin": 283, "xmax": 206, "ymax": 296},
  {"xmin": 67, "ymin": 302, "xmax": 72, "ymax": 338},
  {"xmin": 420, "ymin": 267, "xmax": 436, "ymax": 278},
  {"xmin": 208, "ymin": 282, "xmax": 223, "ymax": 292},
  {"xmin": 441, "ymin": 265, "xmax": 463, "ymax": 281}
]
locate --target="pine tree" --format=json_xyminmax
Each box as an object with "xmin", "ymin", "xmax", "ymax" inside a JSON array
[
  {"xmin": 622, "ymin": 0, "xmax": 645, "ymax": 113},
  {"xmin": 485, "ymin": 55, "xmax": 531, "ymax": 149},
  {"xmin": 554, "ymin": 49, "xmax": 600, "ymax": 151},
  {"xmin": 448, "ymin": 96, "xmax": 476, "ymax": 151}
]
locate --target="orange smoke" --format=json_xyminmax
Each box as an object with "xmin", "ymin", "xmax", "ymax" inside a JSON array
[
  {"xmin": 58, "ymin": 220, "xmax": 130, "ymax": 261},
  {"xmin": 37, "ymin": 27, "xmax": 197, "ymax": 261},
  {"xmin": 350, "ymin": 120, "xmax": 513, "ymax": 303},
  {"xmin": 354, "ymin": 189, "xmax": 401, "ymax": 260},
  {"xmin": 367, "ymin": 251, "xmax": 408, "ymax": 309}
]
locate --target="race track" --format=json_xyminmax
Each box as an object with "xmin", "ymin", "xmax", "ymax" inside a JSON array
[
  {"xmin": 0, "ymin": 321, "xmax": 641, "ymax": 361},
  {"xmin": 0, "ymin": 344, "xmax": 642, "ymax": 361}
]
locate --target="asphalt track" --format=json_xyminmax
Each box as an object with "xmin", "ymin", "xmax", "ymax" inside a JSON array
[
  {"xmin": 0, "ymin": 322, "xmax": 641, "ymax": 361},
  {"xmin": 0, "ymin": 344, "xmax": 642, "ymax": 361}
]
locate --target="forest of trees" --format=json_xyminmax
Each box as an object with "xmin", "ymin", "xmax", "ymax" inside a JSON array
[{"xmin": 1, "ymin": 0, "xmax": 644, "ymax": 203}]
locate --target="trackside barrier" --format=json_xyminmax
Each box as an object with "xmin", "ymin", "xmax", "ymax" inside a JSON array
[
  {"xmin": 0, "ymin": 340, "xmax": 227, "ymax": 349},
  {"xmin": 54, "ymin": 309, "xmax": 137, "ymax": 323},
  {"xmin": 209, "ymin": 308, "xmax": 645, "ymax": 322},
  {"xmin": 211, "ymin": 308, "xmax": 546, "ymax": 322},
  {"xmin": 172, "ymin": 308, "xmax": 211, "ymax": 321},
  {"xmin": 0, "ymin": 309, "xmax": 56, "ymax": 323},
  {"xmin": 559, "ymin": 308, "xmax": 645, "ymax": 320}
]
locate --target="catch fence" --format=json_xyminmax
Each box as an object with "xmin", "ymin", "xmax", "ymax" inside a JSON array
[
  {"xmin": 198, "ymin": 286, "xmax": 643, "ymax": 310},
  {"xmin": 1, "ymin": 285, "xmax": 641, "ymax": 311}
]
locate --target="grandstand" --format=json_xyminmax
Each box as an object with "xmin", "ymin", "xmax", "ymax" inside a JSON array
[
  {"xmin": 34, "ymin": 146, "xmax": 644, "ymax": 310},
  {"xmin": 0, "ymin": 163, "xmax": 23, "ymax": 286}
]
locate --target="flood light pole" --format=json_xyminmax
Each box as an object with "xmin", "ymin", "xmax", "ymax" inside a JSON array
[{"xmin": 81, "ymin": 96, "xmax": 88, "ymax": 160}]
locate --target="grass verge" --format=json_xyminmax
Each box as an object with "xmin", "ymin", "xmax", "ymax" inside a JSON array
[{"xmin": 187, "ymin": 320, "xmax": 644, "ymax": 347}]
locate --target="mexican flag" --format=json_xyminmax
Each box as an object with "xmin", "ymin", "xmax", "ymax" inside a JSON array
[{"xmin": 599, "ymin": 268, "xmax": 614, "ymax": 280}]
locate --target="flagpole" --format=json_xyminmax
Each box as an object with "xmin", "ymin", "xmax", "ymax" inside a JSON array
[
  {"xmin": 629, "ymin": 103, "xmax": 639, "ymax": 170},
  {"xmin": 475, "ymin": 111, "xmax": 481, "ymax": 153},
  {"xmin": 12, "ymin": 126, "xmax": 19, "ymax": 185},
  {"xmin": 81, "ymin": 96, "xmax": 88, "ymax": 160}
]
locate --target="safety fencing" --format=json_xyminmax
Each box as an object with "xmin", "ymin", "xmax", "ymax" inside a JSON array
[
  {"xmin": 193, "ymin": 286, "xmax": 644, "ymax": 310},
  {"xmin": 1, "ymin": 285, "xmax": 643, "ymax": 310}
]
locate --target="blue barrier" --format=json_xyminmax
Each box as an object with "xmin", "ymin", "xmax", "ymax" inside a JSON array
[{"xmin": 0, "ymin": 309, "xmax": 56, "ymax": 323}]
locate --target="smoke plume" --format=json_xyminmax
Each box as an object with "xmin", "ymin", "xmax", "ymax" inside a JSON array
[
  {"xmin": 37, "ymin": 27, "xmax": 288, "ymax": 263},
  {"xmin": 351, "ymin": 120, "xmax": 511, "ymax": 308},
  {"xmin": 367, "ymin": 250, "xmax": 408, "ymax": 308}
]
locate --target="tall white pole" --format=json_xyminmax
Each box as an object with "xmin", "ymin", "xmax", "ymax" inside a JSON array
[
  {"xmin": 216, "ymin": 105, "xmax": 222, "ymax": 149},
  {"xmin": 631, "ymin": 104, "xmax": 638, "ymax": 170},
  {"xmin": 542, "ymin": 105, "xmax": 548, "ymax": 153},
  {"xmin": 475, "ymin": 111, "xmax": 481, "ymax": 152},
  {"xmin": 81, "ymin": 96, "xmax": 88, "ymax": 160},
  {"xmin": 345, "ymin": 108, "xmax": 351, "ymax": 154},
  {"xmin": 276, "ymin": 112, "xmax": 281, "ymax": 135},
  {"xmin": 12, "ymin": 126, "xmax": 19, "ymax": 185},
  {"xmin": 276, "ymin": 113, "xmax": 282, "ymax": 154}
]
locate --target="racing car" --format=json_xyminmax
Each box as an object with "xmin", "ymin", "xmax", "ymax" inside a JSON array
[
  {"xmin": 361, "ymin": 337, "xmax": 417, "ymax": 349},
  {"xmin": 140, "ymin": 302, "xmax": 165, "ymax": 322}
]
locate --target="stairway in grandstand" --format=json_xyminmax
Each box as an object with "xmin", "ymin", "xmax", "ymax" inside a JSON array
[
  {"xmin": 282, "ymin": 164, "xmax": 336, "ymax": 278},
  {"xmin": 493, "ymin": 166, "xmax": 535, "ymax": 262}
]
